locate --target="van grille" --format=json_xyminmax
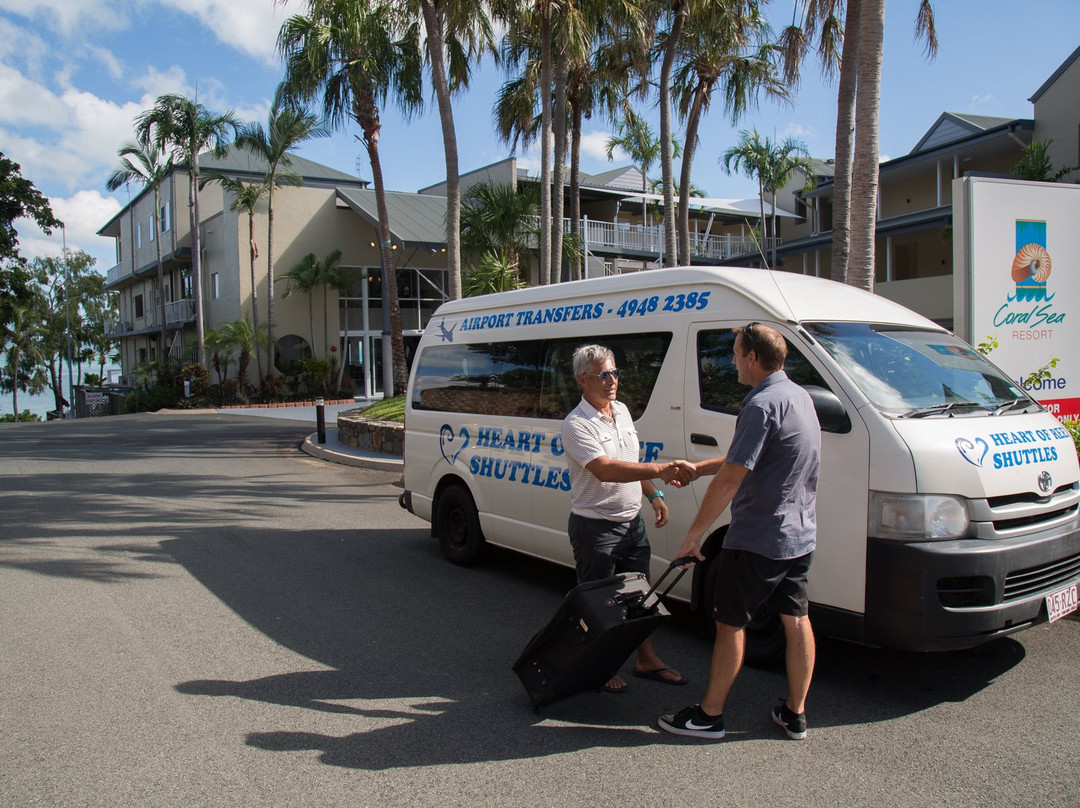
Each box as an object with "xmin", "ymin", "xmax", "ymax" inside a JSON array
[
  {"xmin": 972, "ymin": 482, "xmax": 1080, "ymax": 536},
  {"xmin": 1003, "ymin": 552, "xmax": 1080, "ymax": 602}
]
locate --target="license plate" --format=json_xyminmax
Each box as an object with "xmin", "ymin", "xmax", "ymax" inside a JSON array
[{"xmin": 1046, "ymin": 583, "xmax": 1079, "ymax": 623}]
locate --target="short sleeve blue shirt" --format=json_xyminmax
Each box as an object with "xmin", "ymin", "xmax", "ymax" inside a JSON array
[{"xmin": 723, "ymin": 371, "xmax": 821, "ymax": 559}]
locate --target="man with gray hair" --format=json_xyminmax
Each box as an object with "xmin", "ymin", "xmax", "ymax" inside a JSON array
[{"xmin": 560, "ymin": 344, "xmax": 688, "ymax": 693}]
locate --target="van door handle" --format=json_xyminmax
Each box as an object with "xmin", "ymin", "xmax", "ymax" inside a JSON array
[{"xmin": 690, "ymin": 433, "xmax": 718, "ymax": 446}]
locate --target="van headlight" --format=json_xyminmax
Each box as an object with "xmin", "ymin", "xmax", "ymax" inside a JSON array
[{"xmin": 869, "ymin": 492, "xmax": 970, "ymax": 540}]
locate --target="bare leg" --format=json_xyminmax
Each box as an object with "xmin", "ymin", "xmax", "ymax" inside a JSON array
[
  {"xmin": 780, "ymin": 613, "xmax": 815, "ymax": 714},
  {"xmin": 633, "ymin": 636, "xmax": 683, "ymax": 683},
  {"xmin": 699, "ymin": 622, "xmax": 744, "ymax": 716}
]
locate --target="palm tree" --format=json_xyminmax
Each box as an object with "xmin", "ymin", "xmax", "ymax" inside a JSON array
[
  {"xmin": 671, "ymin": 0, "xmax": 786, "ymax": 265},
  {"xmin": 220, "ymin": 317, "xmax": 271, "ymax": 392},
  {"xmin": 762, "ymin": 136, "xmax": 814, "ymax": 268},
  {"xmin": 463, "ymin": 252, "xmax": 529, "ymax": 297},
  {"xmin": 721, "ymin": 129, "xmax": 771, "ymax": 253},
  {"xmin": 135, "ymin": 94, "xmax": 238, "ymax": 366},
  {"xmin": 407, "ymin": 0, "xmax": 495, "ymax": 299},
  {"xmin": 201, "ymin": 175, "xmax": 268, "ymax": 380},
  {"xmin": 277, "ymin": 252, "xmax": 322, "ymax": 361},
  {"xmin": 202, "ymin": 325, "xmax": 234, "ymax": 386},
  {"xmin": 606, "ymin": 106, "xmax": 671, "ymax": 229},
  {"xmin": 279, "ymin": 0, "xmax": 422, "ymax": 396},
  {"xmin": 1, "ymin": 301, "xmax": 46, "ymax": 418},
  {"xmin": 460, "ymin": 181, "xmax": 541, "ymax": 283},
  {"xmin": 322, "ymin": 262, "xmax": 357, "ymax": 394},
  {"xmin": 235, "ymin": 84, "xmax": 330, "ymax": 376},
  {"xmin": 1012, "ymin": 139, "xmax": 1080, "ymax": 182},
  {"xmin": 106, "ymin": 140, "xmax": 173, "ymax": 361}
]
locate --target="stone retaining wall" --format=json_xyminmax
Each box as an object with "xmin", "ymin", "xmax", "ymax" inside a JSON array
[{"xmin": 336, "ymin": 408, "xmax": 404, "ymax": 456}]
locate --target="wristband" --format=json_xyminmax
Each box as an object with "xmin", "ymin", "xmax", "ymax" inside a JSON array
[{"xmin": 647, "ymin": 490, "xmax": 665, "ymax": 503}]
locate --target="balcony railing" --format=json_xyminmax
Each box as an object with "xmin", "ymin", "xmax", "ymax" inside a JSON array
[
  {"xmin": 529, "ymin": 216, "xmax": 778, "ymax": 263},
  {"xmin": 105, "ymin": 299, "xmax": 195, "ymax": 337}
]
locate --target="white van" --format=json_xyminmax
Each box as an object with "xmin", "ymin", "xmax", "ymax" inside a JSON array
[{"xmin": 400, "ymin": 267, "xmax": 1080, "ymax": 660}]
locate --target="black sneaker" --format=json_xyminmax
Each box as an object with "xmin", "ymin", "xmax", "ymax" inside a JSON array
[
  {"xmin": 771, "ymin": 700, "xmax": 807, "ymax": 740},
  {"xmin": 657, "ymin": 705, "xmax": 725, "ymax": 739}
]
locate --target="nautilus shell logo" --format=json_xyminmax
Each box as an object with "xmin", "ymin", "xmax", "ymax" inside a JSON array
[{"xmin": 1011, "ymin": 220, "xmax": 1052, "ymax": 302}]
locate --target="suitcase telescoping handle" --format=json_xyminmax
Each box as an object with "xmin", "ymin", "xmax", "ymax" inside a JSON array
[{"xmin": 639, "ymin": 556, "xmax": 698, "ymax": 611}]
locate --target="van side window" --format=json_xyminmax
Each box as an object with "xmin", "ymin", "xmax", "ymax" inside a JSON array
[
  {"xmin": 698, "ymin": 329, "xmax": 828, "ymax": 413},
  {"xmin": 412, "ymin": 333, "xmax": 672, "ymax": 421}
]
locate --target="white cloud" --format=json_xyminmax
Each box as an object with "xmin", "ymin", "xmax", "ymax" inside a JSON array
[
  {"xmin": 0, "ymin": 63, "xmax": 69, "ymax": 127},
  {"xmin": 15, "ymin": 190, "xmax": 122, "ymax": 268},
  {"xmin": 581, "ymin": 129, "xmax": 619, "ymax": 163},
  {"xmin": 132, "ymin": 65, "xmax": 193, "ymax": 100},
  {"xmin": 159, "ymin": 0, "xmax": 287, "ymax": 66},
  {"xmin": 0, "ymin": 0, "xmax": 130, "ymax": 38}
]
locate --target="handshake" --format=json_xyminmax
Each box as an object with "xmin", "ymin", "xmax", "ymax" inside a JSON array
[{"xmin": 657, "ymin": 460, "xmax": 700, "ymax": 488}]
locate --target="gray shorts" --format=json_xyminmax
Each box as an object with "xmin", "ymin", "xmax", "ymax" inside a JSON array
[
  {"xmin": 567, "ymin": 513, "xmax": 651, "ymax": 584},
  {"xmin": 711, "ymin": 549, "xmax": 813, "ymax": 627}
]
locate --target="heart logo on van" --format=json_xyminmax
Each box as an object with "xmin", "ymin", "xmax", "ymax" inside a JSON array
[
  {"xmin": 440, "ymin": 424, "xmax": 470, "ymax": 466},
  {"xmin": 955, "ymin": 436, "xmax": 989, "ymax": 468}
]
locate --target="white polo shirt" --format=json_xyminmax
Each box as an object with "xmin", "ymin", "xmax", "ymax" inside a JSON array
[{"xmin": 561, "ymin": 397, "xmax": 643, "ymax": 522}]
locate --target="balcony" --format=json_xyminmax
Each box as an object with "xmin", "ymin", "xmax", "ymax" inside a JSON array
[
  {"xmin": 105, "ymin": 299, "xmax": 196, "ymax": 337},
  {"xmin": 530, "ymin": 216, "xmax": 778, "ymax": 264}
]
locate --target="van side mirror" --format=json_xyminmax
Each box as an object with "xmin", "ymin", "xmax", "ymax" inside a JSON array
[{"xmin": 804, "ymin": 385, "xmax": 851, "ymax": 434}]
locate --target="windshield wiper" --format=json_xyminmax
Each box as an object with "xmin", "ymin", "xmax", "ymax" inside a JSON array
[
  {"xmin": 991, "ymin": 397, "xmax": 1036, "ymax": 416},
  {"xmin": 900, "ymin": 401, "xmax": 984, "ymax": 419}
]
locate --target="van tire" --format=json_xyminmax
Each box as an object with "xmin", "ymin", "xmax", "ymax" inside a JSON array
[
  {"xmin": 435, "ymin": 485, "xmax": 486, "ymax": 565},
  {"xmin": 743, "ymin": 609, "xmax": 786, "ymax": 668}
]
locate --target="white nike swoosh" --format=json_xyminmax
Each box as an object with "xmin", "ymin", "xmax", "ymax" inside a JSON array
[{"xmin": 684, "ymin": 720, "xmax": 718, "ymax": 730}]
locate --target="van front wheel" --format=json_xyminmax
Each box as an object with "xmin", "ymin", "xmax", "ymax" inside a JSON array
[
  {"xmin": 743, "ymin": 609, "xmax": 785, "ymax": 668},
  {"xmin": 435, "ymin": 485, "xmax": 486, "ymax": 565}
]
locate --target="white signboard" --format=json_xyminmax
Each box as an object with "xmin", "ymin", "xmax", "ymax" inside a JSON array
[{"xmin": 954, "ymin": 177, "xmax": 1080, "ymax": 423}]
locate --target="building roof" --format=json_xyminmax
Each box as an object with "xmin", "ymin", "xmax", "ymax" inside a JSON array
[
  {"xmin": 1030, "ymin": 43, "xmax": 1080, "ymax": 102},
  {"xmin": 910, "ymin": 113, "xmax": 1018, "ymax": 155},
  {"xmin": 200, "ymin": 145, "xmax": 368, "ymax": 187},
  {"xmin": 335, "ymin": 187, "xmax": 448, "ymax": 248}
]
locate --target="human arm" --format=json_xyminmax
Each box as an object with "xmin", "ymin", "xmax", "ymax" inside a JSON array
[
  {"xmin": 673, "ymin": 461, "xmax": 748, "ymax": 562},
  {"xmin": 641, "ymin": 481, "xmax": 669, "ymax": 527}
]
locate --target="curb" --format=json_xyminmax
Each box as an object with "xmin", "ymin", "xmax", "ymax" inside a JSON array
[{"xmin": 301, "ymin": 428, "xmax": 403, "ymax": 473}]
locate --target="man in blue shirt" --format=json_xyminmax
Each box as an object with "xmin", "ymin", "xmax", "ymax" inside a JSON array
[{"xmin": 658, "ymin": 323, "xmax": 821, "ymax": 740}]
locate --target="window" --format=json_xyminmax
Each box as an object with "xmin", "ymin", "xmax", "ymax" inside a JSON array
[
  {"xmin": 181, "ymin": 270, "xmax": 193, "ymax": 300},
  {"xmin": 211, "ymin": 273, "xmax": 220, "ymax": 300},
  {"xmin": 412, "ymin": 332, "xmax": 673, "ymax": 420},
  {"xmin": 697, "ymin": 329, "xmax": 828, "ymax": 414},
  {"xmin": 136, "ymin": 221, "xmax": 142, "ymax": 249},
  {"xmin": 148, "ymin": 213, "xmax": 155, "ymax": 242},
  {"xmin": 133, "ymin": 294, "xmax": 144, "ymax": 318},
  {"xmin": 160, "ymin": 201, "xmax": 170, "ymax": 233}
]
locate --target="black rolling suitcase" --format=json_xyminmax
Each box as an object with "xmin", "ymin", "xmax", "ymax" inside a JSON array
[{"xmin": 513, "ymin": 558, "xmax": 693, "ymax": 711}]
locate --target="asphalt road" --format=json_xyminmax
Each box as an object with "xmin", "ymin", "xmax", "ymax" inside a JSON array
[{"xmin": 1, "ymin": 412, "xmax": 1077, "ymax": 808}]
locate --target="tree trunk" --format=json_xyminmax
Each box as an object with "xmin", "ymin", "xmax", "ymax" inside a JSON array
[
  {"xmin": 153, "ymin": 184, "xmax": 167, "ymax": 367},
  {"xmin": 551, "ymin": 44, "xmax": 569, "ymax": 284},
  {"xmin": 420, "ymin": 0, "xmax": 462, "ymax": 301},
  {"xmin": 539, "ymin": 6, "xmax": 553, "ymax": 285},
  {"xmin": 266, "ymin": 184, "xmax": 276, "ymax": 375},
  {"xmin": 659, "ymin": 1, "xmax": 686, "ymax": 268},
  {"xmin": 356, "ymin": 86, "xmax": 407, "ymax": 397},
  {"xmin": 677, "ymin": 81, "xmax": 708, "ymax": 267},
  {"xmin": 249, "ymin": 210, "xmax": 262, "ymax": 382},
  {"xmin": 569, "ymin": 100, "xmax": 583, "ymax": 280},
  {"xmin": 830, "ymin": 0, "xmax": 861, "ymax": 283},
  {"xmin": 849, "ymin": 0, "xmax": 882, "ymax": 292},
  {"xmin": 189, "ymin": 165, "xmax": 205, "ymax": 367}
]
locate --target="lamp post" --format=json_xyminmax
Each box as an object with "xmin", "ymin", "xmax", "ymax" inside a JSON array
[{"xmin": 62, "ymin": 225, "xmax": 76, "ymax": 419}]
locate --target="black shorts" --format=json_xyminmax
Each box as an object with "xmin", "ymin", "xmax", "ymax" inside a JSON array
[
  {"xmin": 711, "ymin": 549, "xmax": 813, "ymax": 628},
  {"xmin": 567, "ymin": 513, "xmax": 651, "ymax": 584}
]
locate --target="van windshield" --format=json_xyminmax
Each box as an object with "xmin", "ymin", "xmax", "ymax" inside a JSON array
[{"xmin": 804, "ymin": 323, "xmax": 1036, "ymax": 418}]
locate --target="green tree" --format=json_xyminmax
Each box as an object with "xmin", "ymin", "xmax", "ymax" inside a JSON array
[
  {"xmin": 462, "ymin": 252, "xmax": 529, "ymax": 297},
  {"xmin": 135, "ymin": 94, "xmax": 239, "ymax": 366},
  {"xmin": 0, "ymin": 300, "xmax": 47, "ymax": 419},
  {"xmin": 1012, "ymin": 140, "xmax": 1080, "ymax": 183},
  {"xmin": 606, "ymin": 106, "xmax": 674, "ymax": 227},
  {"xmin": 221, "ymin": 317, "xmax": 272, "ymax": 391},
  {"xmin": 235, "ymin": 84, "xmax": 330, "ymax": 377},
  {"xmin": 203, "ymin": 326, "xmax": 233, "ymax": 386},
  {"xmin": 405, "ymin": 0, "xmax": 495, "ymax": 300},
  {"xmin": 201, "ymin": 175, "xmax": 268, "ymax": 380},
  {"xmin": 277, "ymin": 252, "xmax": 322, "ymax": 362},
  {"xmin": 279, "ymin": 0, "xmax": 421, "ymax": 396},
  {"xmin": 461, "ymin": 181, "xmax": 540, "ymax": 283},
  {"xmin": 721, "ymin": 129, "xmax": 772, "ymax": 244},
  {"xmin": 106, "ymin": 140, "xmax": 174, "ymax": 360},
  {"xmin": 1, "ymin": 152, "xmax": 62, "ymax": 265},
  {"xmin": 672, "ymin": 0, "xmax": 785, "ymax": 265}
]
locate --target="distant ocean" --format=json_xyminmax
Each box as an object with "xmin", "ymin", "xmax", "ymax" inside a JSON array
[{"xmin": 1, "ymin": 387, "xmax": 62, "ymax": 420}]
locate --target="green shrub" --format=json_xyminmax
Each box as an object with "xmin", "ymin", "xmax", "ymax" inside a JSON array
[
  {"xmin": 360, "ymin": 396, "xmax": 405, "ymax": 422},
  {"xmin": 124, "ymin": 385, "xmax": 181, "ymax": 413},
  {"xmin": 180, "ymin": 364, "xmax": 210, "ymax": 397},
  {"xmin": 1064, "ymin": 420, "xmax": 1080, "ymax": 459},
  {"xmin": 0, "ymin": 409, "xmax": 42, "ymax": 423}
]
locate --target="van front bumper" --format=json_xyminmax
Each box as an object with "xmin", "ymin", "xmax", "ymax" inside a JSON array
[{"xmin": 863, "ymin": 522, "xmax": 1080, "ymax": 651}]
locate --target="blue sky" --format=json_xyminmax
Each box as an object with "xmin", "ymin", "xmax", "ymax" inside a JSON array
[{"xmin": 2, "ymin": 0, "xmax": 1078, "ymax": 274}]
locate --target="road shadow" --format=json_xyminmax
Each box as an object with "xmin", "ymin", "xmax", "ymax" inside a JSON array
[{"xmin": 167, "ymin": 527, "xmax": 1028, "ymax": 769}]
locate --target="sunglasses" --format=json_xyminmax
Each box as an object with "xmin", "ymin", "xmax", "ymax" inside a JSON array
[
  {"xmin": 588, "ymin": 369, "xmax": 621, "ymax": 382},
  {"xmin": 741, "ymin": 322, "xmax": 762, "ymax": 355}
]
